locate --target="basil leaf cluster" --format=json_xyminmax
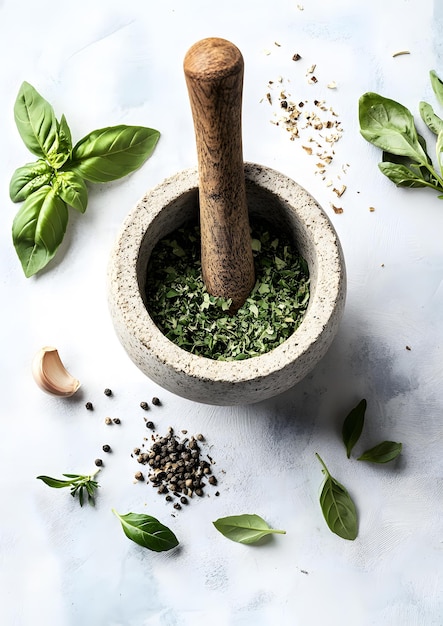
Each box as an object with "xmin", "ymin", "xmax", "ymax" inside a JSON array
[
  {"xmin": 10, "ymin": 82, "xmax": 160, "ymax": 277},
  {"xmin": 359, "ymin": 70, "xmax": 443, "ymax": 198}
]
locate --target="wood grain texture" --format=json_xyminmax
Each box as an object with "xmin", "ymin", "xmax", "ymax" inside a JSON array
[{"xmin": 184, "ymin": 38, "xmax": 255, "ymax": 311}]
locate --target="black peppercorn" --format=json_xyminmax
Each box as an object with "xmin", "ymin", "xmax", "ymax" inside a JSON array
[
  {"xmin": 140, "ymin": 401, "xmax": 149, "ymax": 410},
  {"xmin": 102, "ymin": 444, "xmax": 111, "ymax": 453},
  {"xmin": 146, "ymin": 421, "xmax": 154, "ymax": 430},
  {"xmin": 134, "ymin": 471, "xmax": 144, "ymax": 481},
  {"xmin": 151, "ymin": 397, "xmax": 160, "ymax": 406},
  {"xmin": 95, "ymin": 458, "xmax": 103, "ymax": 467},
  {"xmin": 85, "ymin": 402, "xmax": 93, "ymax": 411},
  {"xmin": 104, "ymin": 388, "xmax": 112, "ymax": 396},
  {"xmin": 113, "ymin": 418, "xmax": 121, "ymax": 424}
]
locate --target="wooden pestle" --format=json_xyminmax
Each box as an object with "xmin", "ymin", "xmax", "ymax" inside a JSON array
[{"xmin": 184, "ymin": 38, "xmax": 255, "ymax": 312}]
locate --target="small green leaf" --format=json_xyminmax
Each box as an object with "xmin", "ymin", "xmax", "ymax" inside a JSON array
[
  {"xmin": 12, "ymin": 185, "xmax": 68, "ymax": 277},
  {"xmin": 55, "ymin": 170, "xmax": 88, "ymax": 213},
  {"xmin": 37, "ymin": 475, "xmax": 73, "ymax": 488},
  {"xmin": 436, "ymin": 130, "xmax": 443, "ymax": 177},
  {"xmin": 212, "ymin": 514, "xmax": 286, "ymax": 544},
  {"xmin": 9, "ymin": 160, "xmax": 53, "ymax": 202},
  {"xmin": 419, "ymin": 101, "xmax": 443, "ymax": 136},
  {"xmin": 357, "ymin": 441, "xmax": 402, "ymax": 464},
  {"xmin": 430, "ymin": 70, "xmax": 443, "ymax": 107},
  {"xmin": 342, "ymin": 399, "xmax": 366, "ymax": 458},
  {"xmin": 70, "ymin": 125, "xmax": 160, "ymax": 183},
  {"xmin": 359, "ymin": 92, "xmax": 428, "ymax": 163},
  {"xmin": 378, "ymin": 161, "xmax": 429, "ymax": 188},
  {"xmin": 316, "ymin": 453, "xmax": 358, "ymax": 541},
  {"xmin": 112, "ymin": 510, "xmax": 179, "ymax": 552},
  {"xmin": 14, "ymin": 82, "xmax": 59, "ymax": 161}
]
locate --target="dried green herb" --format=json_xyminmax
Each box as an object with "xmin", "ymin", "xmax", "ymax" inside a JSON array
[
  {"xmin": 316, "ymin": 453, "xmax": 358, "ymax": 540},
  {"xmin": 341, "ymin": 399, "xmax": 367, "ymax": 458},
  {"xmin": 36, "ymin": 471, "xmax": 100, "ymax": 506},
  {"xmin": 213, "ymin": 514, "xmax": 286, "ymax": 544},
  {"xmin": 112, "ymin": 510, "xmax": 179, "ymax": 552},
  {"xmin": 145, "ymin": 220, "xmax": 310, "ymax": 360},
  {"xmin": 357, "ymin": 441, "xmax": 402, "ymax": 463}
]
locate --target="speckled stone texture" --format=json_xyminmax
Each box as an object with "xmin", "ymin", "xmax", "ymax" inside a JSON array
[{"xmin": 107, "ymin": 163, "xmax": 346, "ymax": 405}]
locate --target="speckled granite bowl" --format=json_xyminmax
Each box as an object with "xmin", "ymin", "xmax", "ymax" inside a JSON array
[{"xmin": 107, "ymin": 163, "xmax": 346, "ymax": 405}]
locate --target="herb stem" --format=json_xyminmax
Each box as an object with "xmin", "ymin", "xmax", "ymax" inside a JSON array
[{"xmin": 315, "ymin": 452, "xmax": 330, "ymax": 477}]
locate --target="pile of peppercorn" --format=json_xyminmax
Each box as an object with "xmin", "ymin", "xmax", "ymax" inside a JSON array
[{"xmin": 133, "ymin": 427, "xmax": 218, "ymax": 510}]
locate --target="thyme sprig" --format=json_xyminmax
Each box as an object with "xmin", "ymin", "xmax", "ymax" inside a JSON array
[{"xmin": 37, "ymin": 470, "xmax": 100, "ymax": 506}]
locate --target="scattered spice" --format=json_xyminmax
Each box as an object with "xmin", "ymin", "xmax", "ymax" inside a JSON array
[
  {"xmin": 392, "ymin": 50, "xmax": 410, "ymax": 57},
  {"xmin": 105, "ymin": 417, "xmax": 113, "ymax": 425},
  {"xmin": 113, "ymin": 418, "xmax": 121, "ymax": 425},
  {"xmin": 151, "ymin": 397, "xmax": 161, "ymax": 406},
  {"xmin": 135, "ymin": 471, "xmax": 144, "ymax": 481},
  {"xmin": 292, "ymin": 53, "xmax": 301, "ymax": 61},
  {"xmin": 132, "ymin": 426, "xmax": 218, "ymax": 509},
  {"xmin": 102, "ymin": 444, "xmax": 111, "ymax": 453},
  {"xmin": 369, "ymin": 206, "xmax": 376, "ymax": 212},
  {"xmin": 146, "ymin": 421, "xmax": 155, "ymax": 430},
  {"xmin": 95, "ymin": 458, "xmax": 103, "ymax": 467},
  {"xmin": 140, "ymin": 401, "xmax": 149, "ymax": 410},
  {"xmin": 104, "ymin": 388, "xmax": 112, "ymax": 397},
  {"xmin": 85, "ymin": 402, "xmax": 93, "ymax": 411},
  {"xmin": 406, "ymin": 345, "xmax": 412, "ymax": 351},
  {"xmin": 331, "ymin": 204, "xmax": 343, "ymax": 214}
]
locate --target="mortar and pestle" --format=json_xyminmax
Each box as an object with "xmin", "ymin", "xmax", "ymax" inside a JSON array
[{"xmin": 107, "ymin": 38, "xmax": 346, "ymax": 405}]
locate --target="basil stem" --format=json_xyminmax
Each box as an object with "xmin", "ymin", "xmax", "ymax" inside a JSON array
[
  {"xmin": 213, "ymin": 514, "xmax": 286, "ymax": 544},
  {"xmin": 112, "ymin": 510, "xmax": 179, "ymax": 552},
  {"xmin": 316, "ymin": 453, "xmax": 358, "ymax": 541}
]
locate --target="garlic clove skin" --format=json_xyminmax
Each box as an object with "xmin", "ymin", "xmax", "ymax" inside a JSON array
[{"xmin": 32, "ymin": 346, "xmax": 81, "ymax": 397}]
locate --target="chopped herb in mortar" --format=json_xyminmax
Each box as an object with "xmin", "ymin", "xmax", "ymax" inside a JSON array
[{"xmin": 145, "ymin": 219, "xmax": 310, "ymax": 360}]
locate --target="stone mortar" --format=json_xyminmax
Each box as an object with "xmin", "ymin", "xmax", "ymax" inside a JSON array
[{"xmin": 107, "ymin": 162, "xmax": 346, "ymax": 405}]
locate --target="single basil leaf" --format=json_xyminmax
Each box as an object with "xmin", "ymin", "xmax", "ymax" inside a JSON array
[
  {"xmin": 419, "ymin": 101, "xmax": 443, "ymax": 136},
  {"xmin": 359, "ymin": 92, "xmax": 428, "ymax": 163},
  {"xmin": 112, "ymin": 509, "xmax": 179, "ymax": 552},
  {"xmin": 36, "ymin": 475, "xmax": 73, "ymax": 488},
  {"xmin": 55, "ymin": 170, "xmax": 88, "ymax": 213},
  {"xmin": 316, "ymin": 454, "xmax": 358, "ymax": 541},
  {"xmin": 430, "ymin": 70, "xmax": 443, "ymax": 107},
  {"xmin": 14, "ymin": 81, "xmax": 59, "ymax": 161},
  {"xmin": 70, "ymin": 125, "xmax": 160, "ymax": 183},
  {"xmin": 9, "ymin": 160, "xmax": 53, "ymax": 202},
  {"xmin": 342, "ymin": 398, "xmax": 366, "ymax": 459},
  {"xmin": 57, "ymin": 114, "xmax": 72, "ymax": 156},
  {"xmin": 436, "ymin": 130, "xmax": 443, "ymax": 176},
  {"xmin": 12, "ymin": 185, "xmax": 68, "ymax": 277},
  {"xmin": 378, "ymin": 162, "xmax": 429, "ymax": 188},
  {"xmin": 213, "ymin": 514, "xmax": 286, "ymax": 544},
  {"xmin": 357, "ymin": 441, "xmax": 402, "ymax": 464}
]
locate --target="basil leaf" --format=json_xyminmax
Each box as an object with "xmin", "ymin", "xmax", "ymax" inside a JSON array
[
  {"xmin": 430, "ymin": 70, "xmax": 443, "ymax": 107},
  {"xmin": 14, "ymin": 82, "xmax": 59, "ymax": 162},
  {"xmin": 57, "ymin": 114, "xmax": 72, "ymax": 159},
  {"xmin": 212, "ymin": 514, "xmax": 286, "ymax": 544},
  {"xmin": 55, "ymin": 170, "xmax": 88, "ymax": 213},
  {"xmin": 436, "ymin": 130, "xmax": 443, "ymax": 176},
  {"xmin": 357, "ymin": 441, "xmax": 402, "ymax": 464},
  {"xmin": 419, "ymin": 101, "xmax": 443, "ymax": 136},
  {"xmin": 9, "ymin": 160, "xmax": 53, "ymax": 202},
  {"xmin": 342, "ymin": 398, "xmax": 366, "ymax": 458},
  {"xmin": 37, "ymin": 475, "xmax": 73, "ymax": 488},
  {"xmin": 316, "ymin": 454, "xmax": 358, "ymax": 541},
  {"xmin": 70, "ymin": 125, "xmax": 160, "ymax": 183},
  {"xmin": 112, "ymin": 509, "xmax": 179, "ymax": 552},
  {"xmin": 378, "ymin": 162, "xmax": 429, "ymax": 188},
  {"xmin": 359, "ymin": 92, "xmax": 428, "ymax": 163},
  {"xmin": 12, "ymin": 186, "xmax": 68, "ymax": 277}
]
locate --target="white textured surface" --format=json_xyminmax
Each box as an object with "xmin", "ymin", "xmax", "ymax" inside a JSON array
[{"xmin": 1, "ymin": 0, "xmax": 443, "ymax": 624}]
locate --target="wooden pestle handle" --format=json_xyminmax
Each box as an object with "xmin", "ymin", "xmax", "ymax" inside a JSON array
[{"xmin": 184, "ymin": 38, "xmax": 255, "ymax": 312}]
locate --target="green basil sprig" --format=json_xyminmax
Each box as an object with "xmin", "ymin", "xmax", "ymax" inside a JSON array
[
  {"xmin": 212, "ymin": 514, "xmax": 286, "ymax": 544},
  {"xmin": 37, "ymin": 471, "xmax": 100, "ymax": 506},
  {"xmin": 359, "ymin": 70, "xmax": 443, "ymax": 198},
  {"xmin": 316, "ymin": 454, "xmax": 358, "ymax": 541},
  {"xmin": 10, "ymin": 81, "xmax": 160, "ymax": 276},
  {"xmin": 112, "ymin": 510, "xmax": 179, "ymax": 552}
]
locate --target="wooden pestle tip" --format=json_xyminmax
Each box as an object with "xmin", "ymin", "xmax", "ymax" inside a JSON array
[{"xmin": 183, "ymin": 37, "xmax": 243, "ymax": 81}]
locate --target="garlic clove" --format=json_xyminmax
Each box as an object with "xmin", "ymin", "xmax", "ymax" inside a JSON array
[{"xmin": 32, "ymin": 346, "xmax": 80, "ymax": 397}]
